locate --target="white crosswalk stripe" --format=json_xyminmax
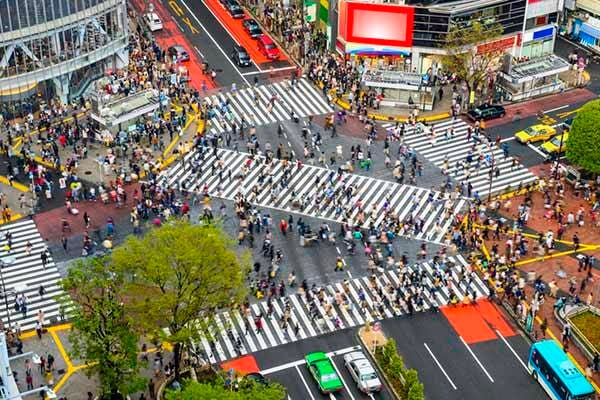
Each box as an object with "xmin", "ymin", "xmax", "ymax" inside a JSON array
[
  {"xmin": 0, "ymin": 219, "xmax": 66, "ymax": 331},
  {"xmin": 160, "ymin": 148, "xmax": 466, "ymax": 244},
  {"xmin": 194, "ymin": 256, "xmax": 489, "ymax": 363},
  {"xmin": 204, "ymin": 79, "xmax": 332, "ymax": 134},
  {"xmin": 382, "ymin": 119, "xmax": 539, "ymax": 197}
]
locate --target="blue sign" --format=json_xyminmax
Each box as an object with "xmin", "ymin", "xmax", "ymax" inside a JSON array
[{"xmin": 533, "ymin": 27, "xmax": 554, "ymax": 40}]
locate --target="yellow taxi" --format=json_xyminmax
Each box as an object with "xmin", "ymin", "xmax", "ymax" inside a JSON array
[
  {"xmin": 540, "ymin": 132, "xmax": 569, "ymax": 155},
  {"xmin": 514, "ymin": 124, "xmax": 556, "ymax": 144}
]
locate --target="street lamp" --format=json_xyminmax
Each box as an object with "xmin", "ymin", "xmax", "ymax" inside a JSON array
[{"xmin": 0, "ymin": 255, "xmax": 17, "ymax": 329}]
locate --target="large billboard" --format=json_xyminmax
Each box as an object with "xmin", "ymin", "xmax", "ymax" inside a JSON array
[{"xmin": 339, "ymin": 2, "xmax": 414, "ymax": 48}]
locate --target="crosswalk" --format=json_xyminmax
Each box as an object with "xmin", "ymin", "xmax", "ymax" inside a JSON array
[
  {"xmin": 193, "ymin": 255, "xmax": 489, "ymax": 364},
  {"xmin": 203, "ymin": 78, "xmax": 332, "ymax": 134},
  {"xmin": 160, "ymin": 147, "xmax": 467, "ymax": 243},
  {"xmin": 383, "ymin": 119, "xmax": 539, "ymax": 197},
  {"xmin": 0, "ymin": 219, "xmax": 65, "ymax": 331}
]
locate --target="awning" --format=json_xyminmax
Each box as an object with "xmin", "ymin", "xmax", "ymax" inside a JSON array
[{"xmin": 580, "ymin": 22, "xmax": 600, "ymax": 39}]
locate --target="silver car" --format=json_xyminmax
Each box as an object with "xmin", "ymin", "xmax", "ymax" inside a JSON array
[{"xmin": 343, "ymin": 351, "xmax": 382, "ymax": 393}]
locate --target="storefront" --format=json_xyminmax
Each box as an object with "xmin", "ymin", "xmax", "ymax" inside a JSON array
[
  {"xmin": 574, "ymin": 16, "xmax": 600, "ymax": 51},
  {"xmin": 496, "ymin": 54, "xmax": 569, "ymax": 101},
  {"xmin": 362, "ymin": 70, "xmax": 435, "ymax": 110},
  {"xmin": 521, "ymin": 25, "xmax": 555, "ymax": 58}
]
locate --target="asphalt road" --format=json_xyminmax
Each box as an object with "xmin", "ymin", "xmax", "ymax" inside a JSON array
[
  {"xmin": 254, "ymin": 328, "xmax": 393, "ymax": 400},
  {"xmin": 383, "ymin": 312, "xmax": 546, "ymax": 400}
]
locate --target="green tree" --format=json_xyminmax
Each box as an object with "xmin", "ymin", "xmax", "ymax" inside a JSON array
[
  {"xmin": 382, "ymin": 338, "xmax": 399, "ymax": 364},
  {"xmin": 59, "ymin": 258, "xmax": 145, "ymax": 399},
  {"xmin": 111, "ymin": 221, "xmax": 250, "ymax": 379},
  {"xmin": 441, "ymin": 21, "xmax": 504, "ymax": 105},
  {"xmin": 407, "ymin": 381, "xmax": 425, "ymax": 400},
  {"xmin": 403, "ymin": 369, "xmax": 420, "ymax": 398},
  {"xmin": 165, "ymin": 379, "xmax": 287, "ymax": 400},
  {"xmin": 566, "ymin": 99, "xmax": 600, "ymax": 173}
]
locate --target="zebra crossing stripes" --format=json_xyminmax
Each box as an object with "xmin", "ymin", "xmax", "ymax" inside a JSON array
[
  {"xmin": 383, "ymin": 119, "xmax": 539, "ymax": 197},
  {"xmin": 196, "ymin": 255, "xmax": 489, "ymax": 363},
  {"xmin": 204, "ymin": 78, "xmax": 332, "ymax": 134},
  {"xmin": 160, "ymin": 147, "xmax": 467, "ymax": 244},
  {"xmin": 0, "ymin": 219, "xmax": 65, "ymax": 331}
]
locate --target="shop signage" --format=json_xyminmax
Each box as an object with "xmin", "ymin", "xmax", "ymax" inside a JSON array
[
  {"xmin": 477, "ymin": 36, "xmax": 515, "ymax": 54},
  {"xmin": 533, "ymin": 26, "xmax": 554, "ymax": 40}
]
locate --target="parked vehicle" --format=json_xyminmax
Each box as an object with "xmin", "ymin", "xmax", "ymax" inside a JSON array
[
  {"xmin": 225, "ymin": 0, "xmax": 245, "ymax": 19},
  {"xmin": 168, "ymin": 45, "xmax": 190, "ymax": 62},
  {"xmin": 257, "ymin": 34, "xmax": 280, "ymax": 60},
  {"xmin": 242, "ymin": 18, "xmax": 262, "ymax": 38},
  {"xmin": 144, "ymin": 13, "xmax": 163, "ymax": 31}
]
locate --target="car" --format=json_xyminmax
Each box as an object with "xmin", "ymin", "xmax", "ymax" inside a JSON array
[
  {"xmin": 145, "ymin": 13, "xmax": 163, "ymax": 31},
  {"xmin": 467, "ymin": 104, "xmax": 506, "ymax": 121},
  {"xmin": 232, "ymin": 45, "xmax": 251, "ymax": 67},
  {"xmin": 563, "ymin": 116, "xmax": 575, "ymax": 130},
  {"xmin": 225, "ymin": 0, "xmax": 245, "ymax": 19},
  {"xmin": 167, "ymin": 45, "xmax": 189, "ymax": 62},
  {"xmin": 514, "ymin": 124, "xmax": 557, "ymax": 144},
  {"xmin": 257, "ymin": 34, "xmax": 280, "ymax": 60},
  {"xmin": 343, "ymin": 351, "xmax": 382, "ymax": 393},
  {"xmin": 541, "ymin": 132, "xmax": 569, "ymax": 155},
  {"xmin": 242, "ymin": 18, "xmax": 262, "ymax": 38},
  {"xmin": 305, "ymin": 352, "xmax": 343, "ymax": 394}
]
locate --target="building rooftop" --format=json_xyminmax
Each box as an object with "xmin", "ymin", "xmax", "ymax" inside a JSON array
[{"xmin": 503, "ymin": 54, "xmax": 570, "ymax": 83}]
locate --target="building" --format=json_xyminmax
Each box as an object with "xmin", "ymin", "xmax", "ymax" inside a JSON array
[
  {"xmin": 0, "ymin": 0, "xmax": 129, "ymax": 119},
  {"xmin": 564, "ymin": 0, "xmax": 600, "ymax": 52},
  {"xmin": 335, "ymin": 0, "xmax": 562, "ymax": 73}
]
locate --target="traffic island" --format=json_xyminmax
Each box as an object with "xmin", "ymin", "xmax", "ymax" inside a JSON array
[{"xmin": 357, "ymin": 323, "xmax": 425, "ymax": 400}]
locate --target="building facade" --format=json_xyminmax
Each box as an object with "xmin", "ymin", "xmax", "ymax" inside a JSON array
[
  {"xmin": 0, "ymin": 0, "xmax": 129, "ymax": 118},
  {"xmin": 335, "ymin": 0, "xmax": 562, "ymax": 74}
]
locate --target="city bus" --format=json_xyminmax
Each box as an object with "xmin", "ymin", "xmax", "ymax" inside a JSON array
[{"xmin": 528, "ymin": 340, "xmax": 595, "ymax": 400}]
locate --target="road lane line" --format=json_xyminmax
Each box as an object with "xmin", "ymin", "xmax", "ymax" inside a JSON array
[
  {"xmin": 193, "ymin": 45, "xmax": 204, "ymax": 58},
  {"xmin": 179, "ymin": 0, "xmax": 250, "ymax": 85},
  {"xmin": 423, "ymin": 343, "xmax": 458, "ymax": 390},
  {"xmin": 459, "ymin": 336, "xmax": 495, "ymax": 383},
  {"xmin": 500, "ymin": 137, "xmax": 515, "ymax": 143},
  {"xmin": 543, "ymin": 105, "xmax": 569, "ymax": 113},
  {"xmin": 527, "ymin": 143, "xmax": 547, "ymax": 158},
  {"xmin": 495, "ymin": 330, "xmax": 528, "ymax": 372},
  {"xmin": 295, "ymin": 365, "xmax": 316, "ymax": 400},
  {"xmin": 329, "ymin": 356, "xmax": 356, "ymax": 400},
  {"xmin": 260, "ymin": 346, "xmax": 360, "ymax": 375}
]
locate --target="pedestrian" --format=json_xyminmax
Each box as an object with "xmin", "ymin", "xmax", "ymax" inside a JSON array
[
  {"xmin": 26, "ymin": 373, "xmax": 33, "ymax": 390},
  {"xmin": 148, "ymin": 379, "xmax": 156, "ymax": 399},
  {"xmin": 40, "ymin": 251, "xmax": 48, "ymax": 269},
  {"xmin": 87, "ymin": 392, "xmax": 94, "ymax": 400},
  {"xmin": 83, "ymin": 212, "xmax": 90, "ymax": 228},
  {"xmin": 593, "ymin": 352, "xmax": 599, "ymax": 372},
  {"xmin": 540, "ymin": 317, "xmax": 548, "ymax": 339},
  {"xmin": 35, "ymin": 321, "xmax": 43, "ymax": 339},
  {"xmin": 38, "ymin": 285, "xmax": 45, "ymax": 299},
  {"xmin": 334, "ymin": 256, "xmax": 344, "ymax": 271},
  {"xmin": 61, "ymin": 235, "xmax": 68, "ymax": 252}
]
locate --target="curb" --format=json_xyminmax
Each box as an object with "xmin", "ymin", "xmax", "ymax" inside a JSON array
[{"xmin": 356, "ymin": 327, "xmax": 402, "ymax": 400}]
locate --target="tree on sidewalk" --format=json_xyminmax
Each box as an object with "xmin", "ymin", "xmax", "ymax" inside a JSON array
[
  {"xmin": 59, "ymin": 258, "xmax": 145, "ymax": 400},
  {"xmin": 441, "ymin": 21, "xmax": 504, "ymax": 106},
  {"xmin": 566, "ymin": 99, "xmax": 600, "ymax": 173},
  {"xmin": 111, "ymin": 221, "xmax": 250, "ymax": 379},
  {"xmin": 165, "ymin": 378, "xmax": 287, "ymax": 400}
]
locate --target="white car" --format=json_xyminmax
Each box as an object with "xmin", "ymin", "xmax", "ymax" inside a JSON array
[
  {"xmin": 145, "ymin": 13, "xmax": 163, "ymax": 31},
  {"xmin": 343, "ymin": 351, "xmax": 382, "ymax": 393}
]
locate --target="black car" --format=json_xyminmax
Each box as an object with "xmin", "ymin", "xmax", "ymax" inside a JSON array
[
  {"xmin": 232, "ymin": 45, "xmax": 251, "ymax": 67},
  {"xmin": 467, "ymin": 104, "xmax": 506, "ymax": 121},
  {"xmin": 225, "ymin": 0, "xmax": 245, "ymax": 19},
  {"xmin": 563, "ymin": 116, "xmax": 575, "ymax": 130},
  {"xmin": 242, "ymin": 18, "xmax": 262, "ymax": 38}
]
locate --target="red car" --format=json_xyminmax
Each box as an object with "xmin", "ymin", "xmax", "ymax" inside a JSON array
[{"xmin": 257, "ymin": 35, "xmax": 280, "ymax": 60}]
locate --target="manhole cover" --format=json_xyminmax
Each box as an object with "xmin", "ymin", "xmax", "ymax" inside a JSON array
[{"xmin": 84, "ymin": 171, "xmax": 92, "ymax": 175}]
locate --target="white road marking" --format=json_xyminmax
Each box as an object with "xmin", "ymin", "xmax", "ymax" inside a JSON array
[
  {"xmin": 260, "ymin": 345, "xmax": 361, "ymax": 375},
  {"xmin": 500, "ymin": 137, "xmax": 515, "ymax": 143},
  {"xmin": 329, "ymin": 356, "xmax": 356, "ymax": 400},
  {"xmin": 543, "ymin": 105, "xmax": 569, "ymax": 113},
  {"xmin": 459, "ymin": 336, "xmax": 494, "ymax": 383},
  {"xmin": 527, "ymin": 143, "xmax": 548, "ymax": 158},
  {"xmin": 295, "ymin": 365, "xmax": 316, "ymax": 400},
  {"xmin": 241, "ymin": 66, "xmax": 298, "ymax": 76},
  {"xmin": 424, "ymin": 342, "xmax": 458, "ymax": 390},
  {"xmin": 179, "ymin": 0, "xmax": 250, "ymax": 85},
  {"xmin": 193, "ymin": 45, "xmax": 204, "ymax": 58},
  {"xmin": 496, "ymin": 330, "xmax": 528, "ymax": 372}
]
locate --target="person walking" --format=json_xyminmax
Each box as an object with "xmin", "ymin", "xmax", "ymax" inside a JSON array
[
  {"xmin": 335, "ymin": 257, "xmax": 344, "ymax": 271},
  {"xmin": 40, "ymin": 250, "xmax": 48, "ymax": 269},
  {"xmin": 61, "ymin": 235, "xmax": 68, "ymax": 252}
]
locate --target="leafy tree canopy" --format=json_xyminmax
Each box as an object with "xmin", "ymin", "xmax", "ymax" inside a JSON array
[
  {"xmin": 165, "ymin": 379, "xmax": 287, "ymax": 400},
  {"xmin": 110, "ymin": 221, "xmax": 251, "ymax": 377},
  {"xmin": 59, "ymin": 258, "xmax": 146, "ymax": 399},
  {"xmin": 566, "ymin": 99, "xmax": 600, "ymax": 173},
  {"xmin": 441, "ymin": 21, "xmax": 504, "ymax": 95}
]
